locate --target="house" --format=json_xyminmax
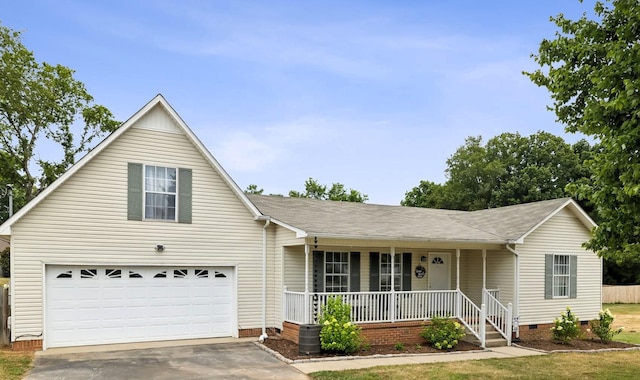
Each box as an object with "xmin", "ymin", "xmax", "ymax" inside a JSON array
[{"xmin": 0, "ymin": 95, "xmax": 601, "ymax": 350}]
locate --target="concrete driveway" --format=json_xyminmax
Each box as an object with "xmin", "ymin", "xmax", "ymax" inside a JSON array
[{"xmin": 25, "ymin": 341, "xmax": 308, "ymax": 380}]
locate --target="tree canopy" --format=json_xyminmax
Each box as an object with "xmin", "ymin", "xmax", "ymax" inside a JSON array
[
  {"xmin": 526, "ymin": 0, "xmax": 640, "ymax": 261},
  {"xmin": 402, "ymin": 131, "xmax": 593, "ymax": 211},
  {"xmin": 0, "ymin": 23, "xmax": 118, "ymax": 223},
  {"xmin": 289, "ymin": 178, "xmax": 368, "ymax": 203}
]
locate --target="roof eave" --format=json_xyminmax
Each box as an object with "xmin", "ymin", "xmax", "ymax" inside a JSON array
[{"xmin": 306, "ymin": 232, "xmax": 506, "ymax": 245}]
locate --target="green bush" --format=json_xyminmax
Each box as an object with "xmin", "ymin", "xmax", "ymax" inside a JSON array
[
  {"xmin": 420, "ymin": 316, "xmax": 465, "ymax": 350},
  {"xmin": 551, "ymin": 307, "xmax": 581, "ymax": 344},
  {"xmin": 590, "ymin": 308, "xmax": 623, "ymax": 343},
  {"xmin": 0, "ymin": 248, "xmax": 9, "ymax": 277},
  {"xmin": 318, "ymin": 296, "xmax": 362, "ymax": 354}
]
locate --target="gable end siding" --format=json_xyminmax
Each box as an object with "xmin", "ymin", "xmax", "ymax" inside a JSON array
[
  {"xmin": 517, "ymin": 208, "xmax": 601, "ymax": 325},
  {"xmin": 10, "ymin": 125, "xmax": 267, "ymax": 341}
]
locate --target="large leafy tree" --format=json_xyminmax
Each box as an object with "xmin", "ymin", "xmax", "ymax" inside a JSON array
[
  {"xmin": 0, "ymin": 23, "xmax": 118, "ymax": 222},
  {"xmin": 289, "ymin": 177, "xmax": 368, "ymax": 202},
  {"xmin": 402, "ymin": 132, "xmax": 592, "ymax": 211},
  {"xmin": 526, "ymin": 0, "xmax": 640, "ymax": 260}
]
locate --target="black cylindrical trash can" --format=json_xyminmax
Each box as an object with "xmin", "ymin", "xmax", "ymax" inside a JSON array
[{"xmin": 299, "ymin": 324, "xmax": 321, "ymax": 355}]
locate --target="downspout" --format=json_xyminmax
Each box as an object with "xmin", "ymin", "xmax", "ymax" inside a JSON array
[
  {"xmin": 259, "ymin": 218, "xmax": 271, "ymax": 342},
  {"xmin": 505, "ymin": 243, "xmax": 520, "ymax": 338}
]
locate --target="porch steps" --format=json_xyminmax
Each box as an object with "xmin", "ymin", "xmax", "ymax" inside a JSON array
[{"xmin": 462, "ymin": 323, "xmax": 508, "ymax": 348}]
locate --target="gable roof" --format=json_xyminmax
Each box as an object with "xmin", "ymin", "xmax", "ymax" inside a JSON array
[
  {"xmin": 0, "ymin": 94, "xmax": 261, "ymax": 236},
  {"xmin": 248, "ymin": 195, "xmax": 596, "ymax": 244}
]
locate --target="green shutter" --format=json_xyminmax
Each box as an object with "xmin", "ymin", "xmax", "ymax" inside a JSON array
[
  {"xmin": 127, "ymin": 163, "xmax": 143, "ymax": 221},
  {"xmin": 369, "ymin": 252, "xmax": 380, "ymax": 291},
  {"xmin": 350, "ymin": 252, "xmax": 360, "ymax": 292},
  {"xmin": 402, "ymin": 252, "xmax": 412, "ymax": 291},
  {"xmin": 178, "ymin": 168, "xmax": 192, "ymax": 224},
  {"xmin": 313, "ymin": 251, "xmax": 324, "ymax": 292},
  {"xmin": 570, "ymin": 255, "xmax": 578, "ymax": 299},
  {"xmin": 544, "ymin": 254, "xmax": 553, "ymax": 299}
]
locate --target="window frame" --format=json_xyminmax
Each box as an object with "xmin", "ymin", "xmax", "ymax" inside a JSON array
[
  {"xmin": 143, "ymin": 164, "xmax": 178, "ymax": 221},
  {"xmin": 380, "ymin": 253, "xmax": 402, "ymax": 292},
  {"xmin": 324, "ymin": 251, "xmax": 350, "ymax": 293},
  {"xmin": 552, "ymin": 254, "xmax": 570, "ymax": 298}
]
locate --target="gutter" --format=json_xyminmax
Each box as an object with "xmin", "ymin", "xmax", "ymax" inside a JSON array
[{"xmin": 505, "ymin": 243, "xmax": 520, "ymax": 338}]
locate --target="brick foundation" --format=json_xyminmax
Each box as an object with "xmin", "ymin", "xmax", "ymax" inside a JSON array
[
  {"xmin": 12, "ymin": 339, "xmax": 43, "ymax": 351},
  {"xmin": 238, "ymin": 327, "xmax": 279, "ymax": 338},
  {"xmin": 517, "ymin": 322, "xmax": 591, "ymax": 340},
  {"xmin": 282, "ymin": 321, "xmax": 431, "ymax": 346}
]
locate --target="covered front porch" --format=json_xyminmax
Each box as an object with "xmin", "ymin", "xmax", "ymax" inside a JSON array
[{"xmin": 281, "ymin": 244, "xmax": 515, "ymax": 347}]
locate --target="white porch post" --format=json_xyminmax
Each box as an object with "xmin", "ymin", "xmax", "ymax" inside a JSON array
[
  {"xmin": 390, "ymin": 247, "xmax": 396, "ymax": 323},
  {"xmin": 455, "ymin": 248, "xmax": 461, "ymax": 318},
  {"xmin": 304, "ymin": 244, "xmax": 310, "ymax": 324},
  {"xmin": 482, "ymin": 248, "xmax": 487, "ymax": 290}
]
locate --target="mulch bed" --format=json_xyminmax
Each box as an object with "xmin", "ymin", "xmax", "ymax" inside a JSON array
[
  {"xmin": 261, "ymin": 337, "xmax": 480, "ymax": 361},
  {"xmin": 515, "ymin": 338, "xmax": 636, "ymax": 352},
  {"xmin": 262, "ymin": 337, "xmax": 638, "ymax": 361}
]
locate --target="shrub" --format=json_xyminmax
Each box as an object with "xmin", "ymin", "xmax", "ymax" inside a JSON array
[
  {"xmin": 394, "ymin": 342, "xmax": 404, "ymax": 351},
  {"xmin": 590, "ymin": 308, "xmax": 624, "ymax": 343},
  {"xmin": 551, "ymin": 307, "xmax": 581, "ymax": 344},
  {"xmin": 318, "ymin": 296, "xmax": 362, "ymax": 354},
  {"xmin": 420, "ymin": 316, "xmax": 465, "ymax": 350}
]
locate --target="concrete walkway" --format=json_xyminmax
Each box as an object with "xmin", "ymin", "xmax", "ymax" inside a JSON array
[{"xmin": 291, "ymin": 346, "xmax": 545, "ymax": 374}]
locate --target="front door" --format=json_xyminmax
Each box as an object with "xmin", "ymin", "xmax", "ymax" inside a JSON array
[{"xmin": 428, "ymin": 252, "xmax": 451, "ymax": 290}]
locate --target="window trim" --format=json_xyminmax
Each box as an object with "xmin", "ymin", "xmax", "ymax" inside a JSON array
[
  {"xmin": 552, "ymin": 254, "xmax": 570, "ymax": 298},
  {"xmin": 324, "ymin": 251, "xmax": 350, "ymax": 293},
  {"xmin": 379, "ymin": 253, "xmax": 402, "ymax": 292},
  {"xmin": 545, "ymin": 254, "xmax": 577, "ymax": 299},
  {"xmin": 143, "ymin": 164, "xmax": 178, "ymax": 222}
]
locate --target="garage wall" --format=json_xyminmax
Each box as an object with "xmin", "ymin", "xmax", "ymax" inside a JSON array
[{"xmin": 10, "ymin": 104, "xmax": 268, "ymax": 342}]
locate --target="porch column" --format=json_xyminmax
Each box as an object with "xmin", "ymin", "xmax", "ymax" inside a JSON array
[
  {"xmin": 390, "ymin": 246, "xmax": 396, "ymax": 323},
  {"xmin": 455, "ymin": 248, "xmax": 461, "ymax": 318},
  {"xmin": 455, "ymin": 249, "xmax": 460, "ymax": 290},
  {"xmin": 482, "ymin": 249, "xmax": 487, "ymax": 290},
  {"xmin": 304, "ymin": 244, "xmax": 310, "ymax": 324}
]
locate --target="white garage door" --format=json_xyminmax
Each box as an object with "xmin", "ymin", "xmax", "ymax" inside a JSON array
[{"xmin": 45, "ymin": 266, "xmax": 234, "ymax": 348}]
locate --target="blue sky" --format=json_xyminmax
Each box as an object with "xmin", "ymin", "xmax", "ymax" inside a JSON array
[{"xmin": 3, "ymin": 1, "xmax": 596, "ymax": 205}]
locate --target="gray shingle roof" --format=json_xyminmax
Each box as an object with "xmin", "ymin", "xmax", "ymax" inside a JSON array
[{"xmin": 247, "ymin": 195, "xmax": 576, "ymax": 243}]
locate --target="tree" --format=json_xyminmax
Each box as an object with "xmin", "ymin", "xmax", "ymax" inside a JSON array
[
  {"xmin": 244, "ymin": 184, "xmax": 264, "ymax": 195},
  {"xmin": 289, "ymin": 178, "xmax": 368, "ymax": 202},
  {"xmin": 0, "ymin": 23, "xmax": 119, "ymax": 214},
  {"xmin": 402, "ymin": 132, "xmax": 592, "ymax": 211},
  {"xmin": 526, "ymin": 0, "xmax": 640, "ymax": 260}
]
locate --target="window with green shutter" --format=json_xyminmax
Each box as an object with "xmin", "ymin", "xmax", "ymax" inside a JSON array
[
  {"xmin": 128, "ymin": 163, "xmax": 192, "ymax": 223},
  {"xmin": 545, "ymin": 254, "xmax": 577, "ymax": 299}
]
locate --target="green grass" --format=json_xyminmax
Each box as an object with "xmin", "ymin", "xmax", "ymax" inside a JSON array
[
  {"xmin": 309, "ymin": 351, "xmax": 640, "ymax": 380},
  {"xmin": 0, "ymin": 350, "xmax": 33, "ymax": 380}
]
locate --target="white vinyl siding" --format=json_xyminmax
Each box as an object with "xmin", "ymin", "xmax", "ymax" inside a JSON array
[
  {"xmin": 517, "ymin": 207, "xmax": 601, "ymax": 325},
  {"xmin": 10, "ymin": 105, "xmax": 268, "ymax": 343}
]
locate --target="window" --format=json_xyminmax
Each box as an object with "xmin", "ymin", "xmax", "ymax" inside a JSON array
[
  {"xmin": 545, "ymin": 254, "xmax": 577, "ymax": 299},
  {"xmin": 380, "ymin": 253, "xmax": 402, "ymax": 291},
  {"xmin": 325, "ymin": 251, "xmax": 349, "ymax": 292},
  {"xmin": 144, "ymin": 165, "xmax": 177, "ymax": 220},
  {"xmin": 553, "ymin": 255, "xmax": 570, "ymax": 297}
]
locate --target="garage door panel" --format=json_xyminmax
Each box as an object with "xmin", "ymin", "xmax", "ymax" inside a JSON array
[{"xmin": 46, "ymin": 266, "xmax": 234, "ymax": 348}]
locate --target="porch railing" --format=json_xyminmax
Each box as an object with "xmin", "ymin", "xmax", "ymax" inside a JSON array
[
  {"xmin": 482, "ymin": 288, "xmax": 512, "ymax": 345},
  {"xmin": 458, "ymin": 291, "xmax": 485, "ymax": 347}
]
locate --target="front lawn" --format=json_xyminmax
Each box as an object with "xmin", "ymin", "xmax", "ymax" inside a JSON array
[
  {"xmin": 0, "ymin": 350, "xmax": 33, "ymax": 380},
  {"xmin": 310, "ymin": 351, "xmax": 640, "ymax": 380},
  {"xmin": 603, "ymin": 303, "xmax": 640, "ymax": 344}
]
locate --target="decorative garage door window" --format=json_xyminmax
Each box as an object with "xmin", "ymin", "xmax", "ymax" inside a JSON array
[{"xmin": 81, "ymin": 269, "xmax": 97, "ymax": 278}]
